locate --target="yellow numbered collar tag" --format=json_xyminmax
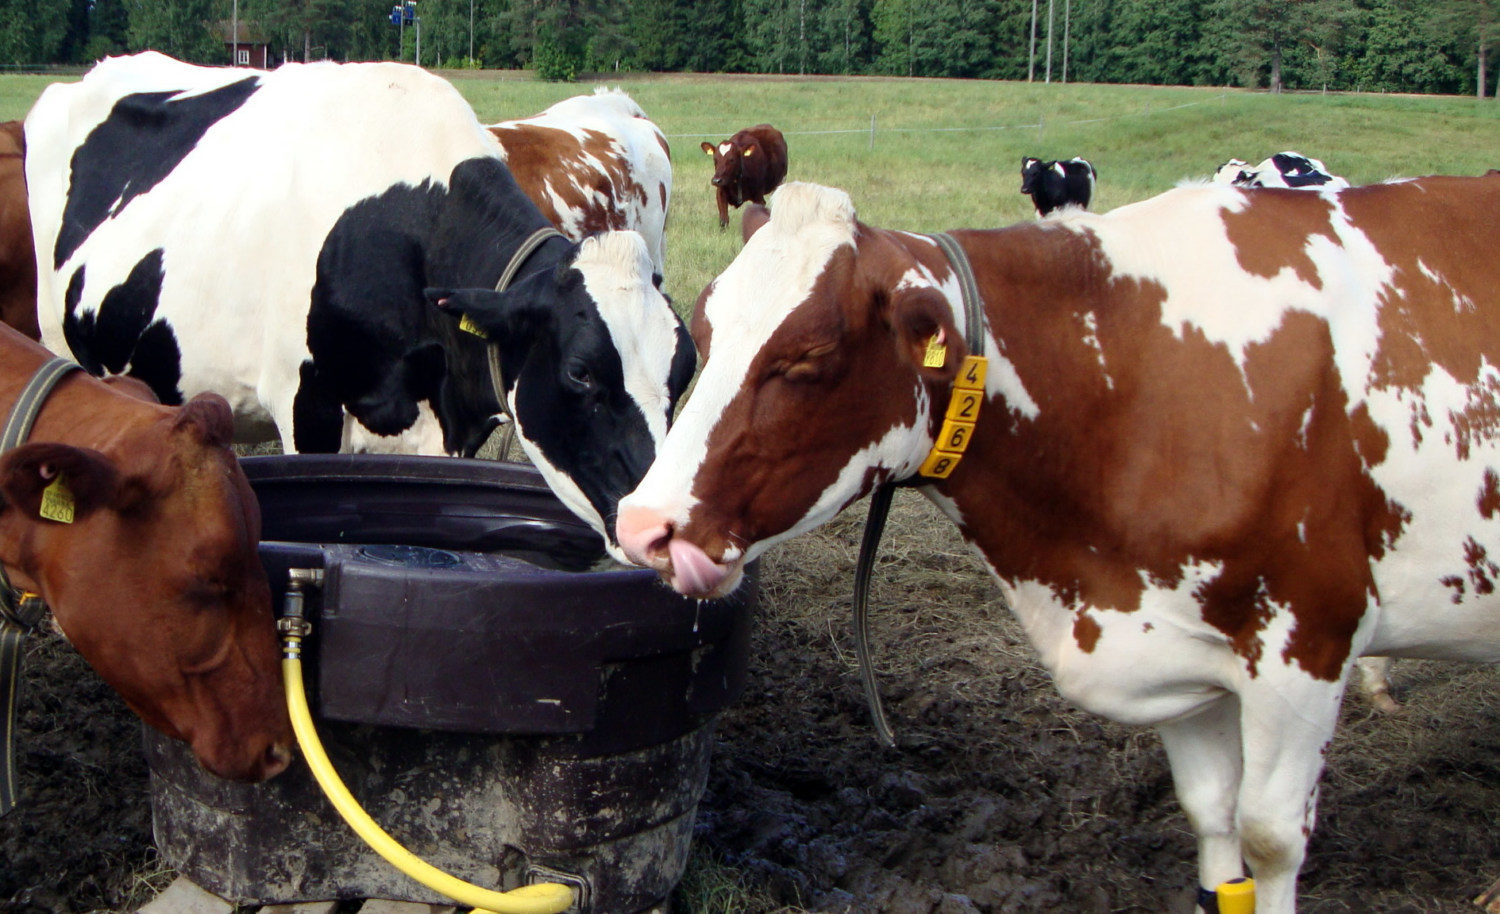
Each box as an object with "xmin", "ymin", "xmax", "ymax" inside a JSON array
[
  {"xmin": 922, "ymin": 334, "xmax": 948, "ymax": 369},
  {"xmin": 954, "ymin": 355, "xmax": 988, "ymax": 390},
  {"xmin": 39, "ymin": 476, "xmax": 75, "ymax": 524},
  {"xmin": 459, "ymin": 314, "xmax": 488, "ymax": 338},
  {"xmin": 918, "ymin": 355, "xmax": 989, "ymax": 480}
]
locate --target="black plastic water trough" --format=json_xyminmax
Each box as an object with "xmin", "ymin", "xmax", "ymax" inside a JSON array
[{"xmin": 145, "ymin": 454, "xmax": 756, "ymax": 914}]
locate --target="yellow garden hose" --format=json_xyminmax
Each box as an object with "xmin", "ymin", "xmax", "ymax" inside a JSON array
[{"xmin": 279, "ymin": 570, "xmax": 575, "ymax": 914}]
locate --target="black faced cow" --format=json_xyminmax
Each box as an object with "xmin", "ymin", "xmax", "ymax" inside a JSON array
[
  {"xmin": 617, "ymin": 178, "xmax": 1500, "ymax": 912},
  {"xmin": 701, "ymin": 124, "xmax": 788, "ymax": 229},
  {"xmin": 1020, "ymin": 156, "xmax": 1097, "ymax": 215},
  {"xmin": 24, "ymin": 53, "xmax": 696, "ymax": 553}
]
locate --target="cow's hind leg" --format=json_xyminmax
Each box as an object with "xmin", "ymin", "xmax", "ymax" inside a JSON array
[
  {"xmin": 1355, "ymin": 656, "xmax": 1400, "ymax": 713},
  {"xmin": 1157, "ymin": 694, "xmax": 1245, "ymax": 911},
  {"xmin": 1233, "ymin": 671, "xmax": 1347, "ymax": 914}
]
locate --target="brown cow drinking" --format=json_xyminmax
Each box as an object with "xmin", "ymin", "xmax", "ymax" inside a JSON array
[
  {"xmin": 0, "ymin": 325, "xmax": 292, "ymax": 785},
  {"xmin": 701, "ymin": 124, "xmax": 788, "ymax": 228}
]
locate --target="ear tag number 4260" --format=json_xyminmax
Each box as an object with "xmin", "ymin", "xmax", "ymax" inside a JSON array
[
  {"xmin": 40, "ymin": 476, "xmax": 75, "ymax": 524},
  {"xmin": 923, "ymin": 335, "xmax": 948, "ymax": 369}
]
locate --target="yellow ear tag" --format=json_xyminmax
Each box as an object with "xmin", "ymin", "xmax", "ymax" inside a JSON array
[
  {"xmin": 39, "ymin": 476, "xmax": 75, "ymax": 524},
  {"xmin": 922, "ymin": 334, "xmax": 948, "ymax": 369},
  {"xmin": 458, "ymin": 314, "xmax": 487, "ymax": 339}
]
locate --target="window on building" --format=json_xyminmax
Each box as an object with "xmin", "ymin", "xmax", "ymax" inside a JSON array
[{"xmin": 237, "ymin": 48, "xmax": 250, "ymax": 66}]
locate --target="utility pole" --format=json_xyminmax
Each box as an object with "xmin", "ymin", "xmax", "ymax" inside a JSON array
[
  {"xmin": 1028, "ymin": 0, "xmax": 1037, "ymax": 82},
  {"xmin": 231, "ymin": 0, "xmax": 238, "ymax": 65},
  {"xmin": 1045, "ymin": 0, "xmax": 1054, "ymax": 83},
  {"xmin": 1062, "ymin": 0, "xmax": 1070, "ymax": 84},
  {"xmin": 469, "ymin": 0, "xmax": 474, "ymax": 66}
]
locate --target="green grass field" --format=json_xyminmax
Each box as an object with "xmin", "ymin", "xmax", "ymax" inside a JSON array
[
  {"xmin": 451, "ymin": 74, "xmax": 1500, "ymax": 314},
  {"xmin": 6, "ymin": 70, "xmax": 1497, "ymax": 316}
]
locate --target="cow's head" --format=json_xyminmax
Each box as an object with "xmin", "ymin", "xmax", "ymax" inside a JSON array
[
  {"xmin": 617, "ymin": 183, "xmax": 962, "ymax": 597},
  {"xmin": 426, "ymin": 231, "xmax": 696, "ymax": 558},
  {"xmin": 0, "ymin": 391, "xmax": 292, "ymax": 782},
  {"xmin": 702, "ymin": 138, "xmax": 749, "ymax": 203},
  {"xmin": 1019, "ymin": 156, "xmax": 1046, "ymax": 195}
]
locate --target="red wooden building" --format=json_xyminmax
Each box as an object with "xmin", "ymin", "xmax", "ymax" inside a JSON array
[{"xmin": 217, "ymin": 21, "xmax": 271, "ymax": 69}]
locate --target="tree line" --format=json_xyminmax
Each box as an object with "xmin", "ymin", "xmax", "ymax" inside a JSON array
[{"xmin": 3, "ymin": 0, "xmax": 1498, "ymax": 97}]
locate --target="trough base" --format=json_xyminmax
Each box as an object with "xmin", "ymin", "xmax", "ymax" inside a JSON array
[{"xmin": 147, "ymin": 720, "xmax": 714, "ymax": 914}]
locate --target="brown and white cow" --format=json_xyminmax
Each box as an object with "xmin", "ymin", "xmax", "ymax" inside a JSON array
[
  {"xmin": 617, "ymin": 178, "xmax": 1500, "ymax": 912},
  {"xmin": 701, "ymin": 124, "xmax": 788, "ymax": 229},
  {"xmin": 0, "ymin": 121, "xmax": 36, "ymax": 339},
  {"xmin": 488, "ymin": 88, "xmax": 672, "ymax": 280},
  {"xmin": 0, "ymin": 324, "xmax": 291, "ymax": 783}
]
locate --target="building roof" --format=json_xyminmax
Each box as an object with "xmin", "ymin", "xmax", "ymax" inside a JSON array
[{"xmin": 214, "ymin": 20, "xmax": 270, "ymax": 45}]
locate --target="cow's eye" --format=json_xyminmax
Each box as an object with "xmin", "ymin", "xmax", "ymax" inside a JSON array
[
  {"xmin": 566, "ymin": 363, "xmax": 594, "ymax": 389},
  {"xmin": 774, "ymin": 342, "xmax": 838, "ymax": 383}
]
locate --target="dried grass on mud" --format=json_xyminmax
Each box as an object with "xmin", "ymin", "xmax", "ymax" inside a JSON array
[{"xmin": 2, "ymin": 492, "xmax": 1499, "ymax": 913}]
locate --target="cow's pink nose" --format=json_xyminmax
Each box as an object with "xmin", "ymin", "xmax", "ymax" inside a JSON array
[{"xmin": 616, "ymin": 505, "xmax": 672, "ymax": 567}]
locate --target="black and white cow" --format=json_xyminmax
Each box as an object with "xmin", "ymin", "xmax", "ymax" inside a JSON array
[
  {"xmin": 1212, "ymin": 152, "xmax": 1349, "ymax": 189},
  {"xmin": 24, "ymin": 52, "xmax": 696, "ymax": 550},
  {"xmin": 1020, "ymin": 156, "xmax": 1097, "ymax": 216}
]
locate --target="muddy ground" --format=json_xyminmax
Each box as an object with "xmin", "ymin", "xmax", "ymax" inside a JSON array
[{"xmin": 2, "ymin": 491, "xmax": 1499, "ymax": 913}]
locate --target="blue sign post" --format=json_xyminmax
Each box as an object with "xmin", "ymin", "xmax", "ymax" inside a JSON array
[{"xmin": 389, "ymin": 2, "xmax": 419, "ymax": 64}]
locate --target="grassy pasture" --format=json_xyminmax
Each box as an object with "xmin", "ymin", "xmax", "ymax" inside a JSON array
[
  {"xmin": 444, "ymin": 74, "xmax": 1500, "ymax": 313},
  {"xmin": 5, "ymin": 70, "xmax": 1494, "ymax": 314}
]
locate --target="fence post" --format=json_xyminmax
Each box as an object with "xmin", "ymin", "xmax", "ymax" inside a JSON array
[
  {"xmin": 1037, "ymin": 114, "xmax": 1044, "ymax": 142},
  {"xmin": 869, "ymin": 114, "xmax": 876, "ymax": 150}
]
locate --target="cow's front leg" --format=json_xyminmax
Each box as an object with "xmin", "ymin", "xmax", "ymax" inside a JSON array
[
  {"xmin": 1233, "ymin": 671, "xmax": 1347, "ymax": 914},
  {"xmin": 1157, "ymin": 694, "xmax": 1245, "ymax": 911}
]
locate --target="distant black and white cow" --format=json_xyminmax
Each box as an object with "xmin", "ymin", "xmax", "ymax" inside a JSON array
[
  {"xmin": 25, "ymin": 52, "xmax": 696, "ymax": 550},
  {"xmin": 1020, "ymin": 156, "xmax": 1097, "ymax": 216},
  {"xmin": 1213, "ymin": 152, "xmax": 1349, "ymax": 189}
]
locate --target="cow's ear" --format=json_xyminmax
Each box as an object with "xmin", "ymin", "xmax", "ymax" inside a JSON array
[
  {"xmin": 173, "ymin": 393, "xmax": 235, "ymax": 448},
  {"xmin": 0, "ymin": 442, "xmax": 120, "ymax": 523},
  {"xmin": 887, "ymin": 286, "xmax": 964, "ymax": 385},
  {"xmin": 424, "ymin": 286, "xmax": 541, "ymax": 340},
  {"xmin": 701, "ymin": 141, "xmax": 715, "ymax": 157},
  {"xmin": 1022, "ymin": 156, "xmax": 1038, "ymax": 170},
  {"xmin": 742, "ymin": 204, "xmax": 770, "ymax": 242}
]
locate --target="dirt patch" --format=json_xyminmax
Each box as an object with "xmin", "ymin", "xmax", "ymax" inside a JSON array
[{"xmin": 2, "ymin": 491, "xmax": 1498, "ymax": 912}]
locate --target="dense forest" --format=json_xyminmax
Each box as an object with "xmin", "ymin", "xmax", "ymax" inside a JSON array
[{"xmin": 3, "ymin": 0, "xmax": 1499, "ymax": 96}]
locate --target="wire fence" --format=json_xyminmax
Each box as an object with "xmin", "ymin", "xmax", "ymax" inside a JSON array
[{"xmin": 665, "ymin": 93, "xmax": 1231, "ymax": 143}]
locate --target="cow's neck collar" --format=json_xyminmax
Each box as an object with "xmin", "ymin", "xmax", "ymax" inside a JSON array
[
  {"xmin": 913, "ymin": 231, "xmax": 989, "ymax": 482},
  {"xmin": 0, "ymin": 355, "xmax": 81, "ymax": 816},
  {"xmin": 854, "ymin": 231, "xmax": 988, "ymax": 747},
  {"xmin": 479, "ymin": 226, "xmax": 567, "ymax": 428},
  {"xmin": 0, "ymin": 356, "xmax": 81, "ymax": 620}
]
